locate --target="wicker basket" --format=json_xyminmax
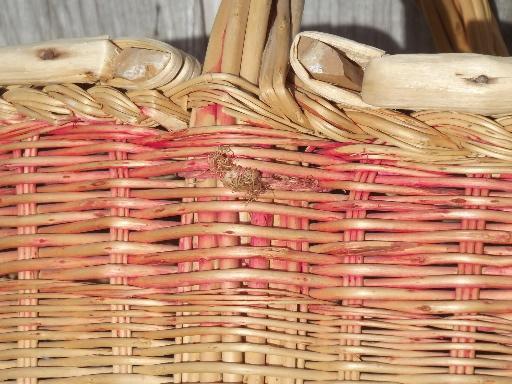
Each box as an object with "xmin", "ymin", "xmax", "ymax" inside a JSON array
[{"xmin": 2, "ymin": 1, "xmax": 512, "ymax": 383}]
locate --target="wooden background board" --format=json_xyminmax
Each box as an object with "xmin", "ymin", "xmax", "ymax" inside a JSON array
[
  {"xmin": 0, "ymin": 0, "xmax": 208, "ymax": 58},
  {"xmin": 0, "ymin": 0, "xmax": 511, "ymax": 60}
]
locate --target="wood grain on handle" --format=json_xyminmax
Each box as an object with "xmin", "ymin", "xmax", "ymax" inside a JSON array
[
  {"xmin": 362, "ymin": 53, "xmax": 512, "ymax": 115},
  {"xmin": 0, "ymin": 38, "xmax": 119, "ymax": 85}
]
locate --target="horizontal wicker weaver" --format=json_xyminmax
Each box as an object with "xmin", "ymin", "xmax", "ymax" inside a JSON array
[{"xmin": 1, "ymin": 1, "xmax": 512, "ymax": 383}]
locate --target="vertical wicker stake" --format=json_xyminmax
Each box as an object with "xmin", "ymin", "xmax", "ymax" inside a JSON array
[
  {"xmin": 418, "ymin": 0, "xmax": 506, "ymax": 376},
  {"xmin": 181, "ymin": 1, "xmax": 250, "ymax": 383},
  {"xmin": 239, "ymin": 3, "xmax": 275, "ymax": 384},
  {"xmin": 16, "ymin": 138, "xmax": 38, "ymax": 384},
  {"xmin": 183, "ymin": 1, "xmax": 307, "ymax": 383},
  {"xmin": 110, "ymin": 136, "xmax": 131, "ymax": 375},
  {"xmin": 257, "ymin": 3, "xmax": 307, "ymax": 384},
  {"xmin": 235, "ymin": 4, "xmax": 272, "ymax": 384}
]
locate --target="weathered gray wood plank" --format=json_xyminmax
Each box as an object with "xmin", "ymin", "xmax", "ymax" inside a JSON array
[
  {"xmin": 0, "ymin": 0, "xmax": 52, "ymax": 44},
  {"xmin": 155, "ymin": 0, "xmax": 207, "ymax": 59},
  {"xmin": 494, "ymin": 0, "xmax": 512, "ymax": 52},
  {"xmin": 301, "ymin": 0, "xmax": 435, "ymax": 53},
  {"xmin": 0, "ymin": 0, "xmax": 510, "ymax": 59},
  {"xmin": 0, "ymin": 0, "xmax": 207, "ymax": 58}
]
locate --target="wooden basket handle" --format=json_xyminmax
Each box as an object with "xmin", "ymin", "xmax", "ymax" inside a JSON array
[
  {"xmin": 362, "ymin": 52, "xmax": 512, "ymax": 115},
  {"xmin": 0, "ymin": 37, "xmax": 200, "ymax": 90},
  {"xmin": 291, "ymin": 31, "xmax": 512, "ymax": 115}
]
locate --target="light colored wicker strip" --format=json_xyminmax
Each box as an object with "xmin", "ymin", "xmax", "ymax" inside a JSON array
[
  {"xmin": 0, "ymin": 85, "xmax": 189, "ymax": 129},
  {"xmin": 13, "ymin": 134, "xmax": 38, "ymax": 384},
  {"xmin": 166, "ymin": 75, "xmax": 512, "ymax": 161},
  {"xmin": 9, "ymin": 65, "xmax": 512, "ymax": 162},
  {"xmin": 290, "ymin": 31, "xmax": 384, "ymax": 108}
]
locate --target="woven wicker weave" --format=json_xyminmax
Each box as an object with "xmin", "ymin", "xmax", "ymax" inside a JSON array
[{"xmin": 2, "ymin": 1, "xmax": 512, "ymax": 383}]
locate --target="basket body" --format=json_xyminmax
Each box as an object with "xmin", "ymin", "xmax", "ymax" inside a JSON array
[
  {"xmin": 2, "ymin": 1, "xmax": 512, "ymax": 383},
  {"xmin": 3, "ymin": 117, "xmax": 512, "ymax": 383}
]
